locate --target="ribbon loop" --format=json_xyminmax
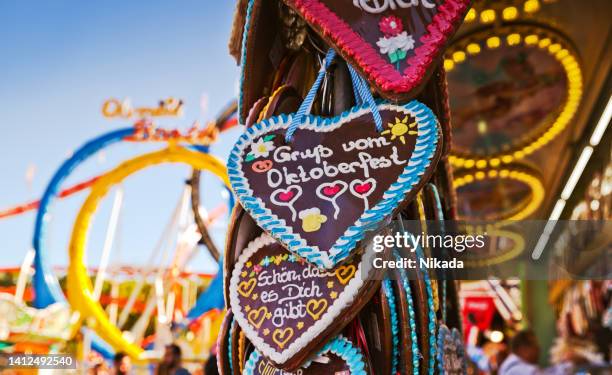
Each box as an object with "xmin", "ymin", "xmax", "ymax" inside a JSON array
[{"xmin": 285, "ymin": 49, "xmax": 383, "ymax": 142}]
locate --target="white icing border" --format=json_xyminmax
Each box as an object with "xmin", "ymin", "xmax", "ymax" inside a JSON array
[{"xmin": 229, "ymin": 233, "xmax": 369, "ymax": 365}]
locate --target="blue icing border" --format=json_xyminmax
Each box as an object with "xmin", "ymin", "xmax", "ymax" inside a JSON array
[
  {"xmin": 413, "ymin": 241, "xmax": 438, "ymax": 374},
  {"xmin": 394, "ymin": 250, "xmax": 421, "ymax": 374},
  {"xmin": 396, "ymin": 219, "xmax": 438, "ymax": 374},
  {"xmin": 228, "ymin": 318, "xmax": 235, "ymax": 375},
  {"xmin": 243, "ymin": 336, "xmax": 367, "ymax": 375},
  {"xmin": 382, "ymin": 279, "xmax": 400, "ymax": 374},
  {"xmin": 228, "ymin": 101, "xmax": 440, "ymax": 268},
  {"xmin": 237, "ymin": 0, "xmax": 256, "ymax": 122},
  {"xmin": 427, "ymin": 183, "xmax": 448, "ymax": 323}
]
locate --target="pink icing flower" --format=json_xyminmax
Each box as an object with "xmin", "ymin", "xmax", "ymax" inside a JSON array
[{"xmin": 379, "ymin": 15, "xmax": 404, "ymax": 37}]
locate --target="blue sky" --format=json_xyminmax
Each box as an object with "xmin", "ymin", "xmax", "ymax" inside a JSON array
[{"xmin": 0, "ymin": 1, "xmax": 241, "ymax": 273}]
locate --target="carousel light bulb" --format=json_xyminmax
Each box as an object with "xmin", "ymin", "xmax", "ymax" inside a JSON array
[
  {"xmin": 465, "ymin": 8, "xmax": 477, "ymax": 22},
  {"xmin": 480, "ymin": 9, "xmax": 496, "ymax": 23},
  {"xmin": 525, "ymin": 34, "xmax": 539, "ymax": 45},
  {"xmin": 556, "ymin": 49, "xmax": 569, "ymax": 59},
  {"xmin": 467, "ymin": 43, "xmax": 481, "ymax": 55},
  {"xmin": 507, "ymin": 33, "xmax": 521, "ymax": 46},
  {"xmin": 487, "ymin": 36, "xmax": 501, "ymax": 49},
  {"xmin": 524, "ymin": 0, "xmax": 540, "ymax": 13},
  {"xmin": 444, "ymin": 59, "xmax": 455, "ymax": 71},
  {"xmin": 502, "ymin": 6, "xmax": 518, "ymax": 20},
  {"xmin": 538, "ymin": 38, "xmax": 551, "ymax": 48},
  {"xmin": 453, "ymin": 51, "xmax": 466, "ymax": 63}
]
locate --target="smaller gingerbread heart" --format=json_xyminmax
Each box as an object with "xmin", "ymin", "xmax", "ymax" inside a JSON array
[{"xmin": 229, "ymin": 233, "xmax": 383, "ymax": 370}]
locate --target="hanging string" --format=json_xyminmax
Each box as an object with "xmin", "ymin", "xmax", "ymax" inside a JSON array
[
  {"xmin": 346, "ymin": 64, "xmax": 383, "ymax": 132},
  {"xmin": 285, "ymin": 48, "xmax": 383, "ymax": 142},
  {"xmin": 286, "ymin": 49, "xmax": 337, "ymax": 142}
]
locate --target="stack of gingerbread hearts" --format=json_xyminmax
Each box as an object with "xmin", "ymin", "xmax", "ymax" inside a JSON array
[{"xmin": 219, "ymin": 1, "xmax": 472, "ymax": 374}]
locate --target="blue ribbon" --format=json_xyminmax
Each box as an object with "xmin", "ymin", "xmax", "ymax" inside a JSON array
[
  {"xmin": 347, "ymin": 64, "xmax": 383, "ymax": 132},
  {"xmin": 285, "ymin": 49, "xmax": 383, "ymax": 142}
]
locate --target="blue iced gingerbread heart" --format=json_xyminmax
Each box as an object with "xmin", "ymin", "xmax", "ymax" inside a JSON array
[{"xmin": 228, "ymin": 101, "xmax": 441, "ymax": 268}]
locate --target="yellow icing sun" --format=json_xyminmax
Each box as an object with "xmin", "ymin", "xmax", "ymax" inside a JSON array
[{"xmin": 381, "ymin": 116, "xmax": 417, "ymax": 144}]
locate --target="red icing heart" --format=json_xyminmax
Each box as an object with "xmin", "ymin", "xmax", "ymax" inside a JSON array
[
  {"xmin": 354, "ymin": 183, "xmax": 372, "ymax": 194},
  {"xmin": 323, "ymin": 185, "xmax": 341, "ymax": 197},
  {"xmin": 277, "ymin": 190, "xmax": 295, "ymax": 202}
]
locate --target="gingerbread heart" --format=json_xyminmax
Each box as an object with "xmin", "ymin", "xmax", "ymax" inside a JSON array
[
  {"xmin": 243, "ymin": 336, "xmax": 367, "ymax": 375},
  {"xmin": 281, "ymin": 0, "xmax": 471, "ymax": 101},
  {"xmin": 229, "ymin": 233, "xmax": 382, "ymax": 369},
  {"xmin": 228, "ymin": 101, "xmax": 441, "ymax": 268}
]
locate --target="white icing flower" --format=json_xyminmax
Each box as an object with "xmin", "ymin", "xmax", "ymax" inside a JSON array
[
  {"xmin": 376, "ymin": 36, "xmax": 394, "ymax": 54},
  {"xmin": 376, "ymin": 32, "xmax": 415, "ymax": 54},
  {"xmin": 250, "ymin": 138, "xmax": 275, "ymax": 158},
  {"xmin": 393, "ymin": 32, "xmax": 415, "ymax": 51}
]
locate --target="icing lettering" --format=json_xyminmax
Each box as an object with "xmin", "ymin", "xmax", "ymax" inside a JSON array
[
  {"xmin": 353, "ymin": 0, "xmax": 436, "ymax": 14},
  {"xmin": 257, "ymin": 360, "xmax": 303, "ymax": 375},
  {"xmin": 266, "ymin": 147, "xmax": 406, "ymax": 187},
  {"xmin": 279, "ymin": 281, "xmax": 323, "ymax": 304},
  {"xmin": 341, "ymin": 136, "xmax": 391, "ymax": 152},
  {"xmin": 273, "ymin": 145, "xmax": 333, "ymax": 164},
  {"xmin": 258, "ymin": 268, "xmax": 301, "ymax": 287},
  {"xmin": 272, "ymin": 300, "xmax": 307, "ymax": 327}
]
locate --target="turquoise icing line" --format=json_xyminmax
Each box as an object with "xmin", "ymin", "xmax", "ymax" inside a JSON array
[
  {"xmin": 437, "ymin": 326, "xmax": 449, "ymax": 375},
  {"xmin": 394, "ymin": 250, "xmax": 420, "ymax": 375},
  {"xmin": 415, "ymin": 243, "xmax": 438, "ymax": 374},
  {"xmin": 228, "ymin": 319, "xmax": 235, "ymax": 375},
  {"xmin": 427, "ymin": 184, "xmax": 448, "ymax": 324},
  {"xmin": 237, "ymin": 0, "xmax": 256, "ymax": 121},
  {"xmin": 227, "ymin": 100, "xmax": 440, "ymax": 268},
  {"xmin": 383, "ymin": 279, "xmax": 400, "ymax": 374},
  {"xmin": 243, "ymin": 336, "xmax": 367, "ymax": 375},
  {"xmin": 442, "ymin": 277, "xmax": 447, "ymax": 325},
  {"xmin": 397, "ymin": 218, "xmax": 437, "ymax": 374}
]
